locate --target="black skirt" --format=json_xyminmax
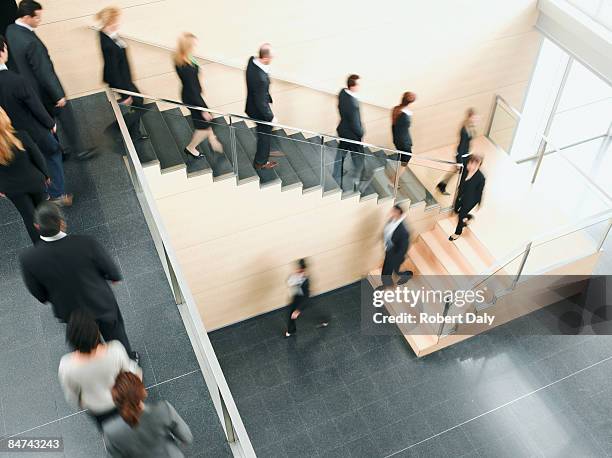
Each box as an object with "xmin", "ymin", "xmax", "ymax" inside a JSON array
[
  {"xmin": 189, "ymin": 108, "xmax": 211, "ymax": 130},
  {"xmin": 394, "ymin": 142, "xmax": 412, "ymax": 165}
]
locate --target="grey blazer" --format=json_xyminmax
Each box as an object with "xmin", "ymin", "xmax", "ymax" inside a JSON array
[{"xmin": 103, "ymin": 401, "xmax": 193, "ymax": 458}]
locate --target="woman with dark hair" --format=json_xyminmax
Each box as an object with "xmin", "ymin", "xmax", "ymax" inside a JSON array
[
  {"xmin": 449, "ymin": 154, "xmax": 485, "ymax": 240},
  {"xmin": 391, "ymin": 91, "xmax": 416, "ymax": 165},
  {"xmin": 58, "ymin": 309, "xmax": 141, "ymax": 429},
  {"xmin": 0, "ymin": 107, "xmax": 49, "ymax": 243},
  {"xmin": 103, "ymin": 372, "xmax": 193, "ymax": 458},
  {"xmin": 437, "ymin": 107, "xmax": 479, "ymax": 195}
]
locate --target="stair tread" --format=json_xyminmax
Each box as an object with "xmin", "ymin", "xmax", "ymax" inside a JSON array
[
  {"xmin": 161, "ymin": 108, "xmax": 214, "ymax": 176},
  {"xmin": 438, "ymin": 218, "xmax": 496, "ymax": 270},
  {"xmin": 231, "ymin": 121, "xmax": 280, "ymax": 186},
  {"xmin": 421, "ymin": 230, "xmax": 475, "ymax": 276},
  {"xmin": 300, "ymin": 134, "xmax": 341, "ymax": 193},
  {"xmin": 211, "ymin": 117, "xmax": 258, "ymax": 182},
  {"xmin": 133, "ymin": 137, "xmax": 158, "ymax": 165},
  {"xmin": 271, "ymin": 131, "xmax": 321, "ymax": 190},
  {"xmin": 142, "ymin": 103, "xmax": 185, "ymax": 171}
]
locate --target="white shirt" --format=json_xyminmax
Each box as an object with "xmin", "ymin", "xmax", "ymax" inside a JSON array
[
  {"xmin": 344, "ymin": 88, "xmax": 359, "ymax": 99},
  {"xmin": 287, "ymin": 272, "xmax": 307, "ymax": 296},
  {"xmin": 0, "ymin": 64, "xmax": 7, "ymax": 71},
  {"xmin": 105, "ymin": 31, "xmax": 127, "ymax": 49},
  {"xmin": 253, "ymin": 58, "xmax": 270, "ymax": 74},
  {"xmin": 15, "ymin": 19, "xmax": 34, "ymax": 32},
  {"xmin": 40, "ymin": 231, "xmax": 67, "ymax": 242},
  {"xmin": 402, "ymin": 107, "xmax": 413, "ymax": 116},
  {"xmin": 383, "ymin": 216, "xmax": 406, "ymax": 251}
]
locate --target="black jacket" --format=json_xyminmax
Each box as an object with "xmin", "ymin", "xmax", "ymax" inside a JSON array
[
  {"xmin": 175, "ymin": 62, "xmax": 207, "ymax": 108},
  {"xmin": 0, "ymin": 131, "xmax": 48, "ymax": 195},
  {"xmin": 99, "ymin": 32, "xmax": 134, "ymax": 91},
  {"xmin": 456, "ymin": 126, "xmax": 472, "ymax": 163},
  {"xmin": 0, "ymin": 1, "xmax": 17, "ymax": 36},
  {"xmin": 337, "ymin": 89, "xmax": 363, "ymax": 141},
  {"xmin": 457, "ymin": 169, "xmax": 485, "ymax": 211},
  {"xmin": 0, "ymin": 68, "xmax": 55, "ymax": 144},
  {"xmin": 392, "ymin": 111, "xmax": 412, "ymax": 151},
  {"xmin": 245, "ymin": 56, "xmax": 273, "ymax": 121},
  {"xmin": 386, "ymin": 221, "xmax": 410, "ymax": 260},
  {"xmin": 5, "ymin": 23, "xmax": 65, "ymax": 114},
  {"xmin": 20, "ymin": 234, "xmax": 123, "ymax": 322}
]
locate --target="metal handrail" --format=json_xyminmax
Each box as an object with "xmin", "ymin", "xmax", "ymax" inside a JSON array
[
  {"xmin": 531, "ymin": 210, "xmax": 612, "ymax": 247},
  {"xmin": 105, "ymin": 89, "xmax": 255, "ymax": 457},
  {"xmin": 110, "ymin": 87, "xmax": 460, "ymax": 166}
]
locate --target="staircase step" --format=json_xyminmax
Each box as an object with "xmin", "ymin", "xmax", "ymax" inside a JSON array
[
  {"xmin": 300, "ymin": 134, "xmax": 341, "ymax": 194},
  {"xmin": 161, "ymin": 108, "xmax": 214, "ymax": 178},
  {"xmin": 437, "ymin": 218, "xmax": 495, "ymax": 274},
  {"xmin": 141, "ymin": 103, "xmax": 185, "ymax": 172},
  {"xmin": 271, "ymin": 130, "xmax": 321, "ymax": 191},
  {"xmin": 408, "ymin": 239, "xmax": 457, "ymax": 293},
  {"xmin": 210, "ymin": 117, "xmax": 258, "ymax": 183},
  {"xmin": 421, "ymin": 230, "xmax": 476, "ymax": 277},
  {"xmin": 370, "ymin": 170, "xmax": 396, "ymax": 203},
  {"xmin": 133, "ymin": 137, "xmax": 159, "ymax": 166}
]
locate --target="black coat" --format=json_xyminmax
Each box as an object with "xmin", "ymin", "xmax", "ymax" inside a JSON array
[
  {"xmin": 5, "ymin": 23, "xmax": 65, "ymax": 114},
  {"xmin": 175, "ymin": 62, "xmax": 207, "ymax": 108},
  {"xmin": 0, "ymin": 1, "xmax": 17, "ymax": 36},
  {"xmin": 386, "ymin": 221, "xmax": 410, "ymax": 261},
  {"xmin": 456, "ymin": 126, "xmax": 472, "ymax": 163},
  {"xmin": 99, "ymin": 32, "xmax": 134, "ymax": 91},
  {"xmin": 392, "ymin": 111, "xmax": 412, "ymax": 151},
  {"xmin": 337, "ymin": 89, "xmax": 363, "ymax": 141},
  {"xmin": 456, "ymin": 169, "xmax": 485, "ymax": 212},
  {"xmin": 245, "ymin": 56, "xmax": 273, "ymax": 121},
  {"xmin": 0, "ymin": 131, "xmax": 48, "ymax": 195},
  {"xmin": 0, "ymin": 68, "xmax": 55, "ymax": 144},
  {"xmin": 20, "ymin": 234, "xmax": 123, "ymax": 322}
]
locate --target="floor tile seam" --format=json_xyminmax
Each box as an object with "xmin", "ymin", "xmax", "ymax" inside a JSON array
[
  {"xmin": 383, "ymin": 353, "xmax": 612, "ymax": 458},
  {"xmin": 142, "ymin": 342, "xmax": 158, "ymax": 385}
]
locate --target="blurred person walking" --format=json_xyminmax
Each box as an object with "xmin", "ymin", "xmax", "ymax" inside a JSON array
[
  {"xmin": 389, "ymin": 91, "xmax": 416, "ymax": 190},
  {"xmin": 59, "ymin": 309, "xmax": 141, "ymax": 428},
  {"xmin": 379, "ymin": 204, "xmax": 412, "ymax": 289},
  {"xmin": 436, "ymin": 107, "xmax": 479, "ymax": 195},
  {"xmin": 19, "ymin": 202, "xmax": 139, "ymax": 361},
  {"xmin": 245, "ymin": 43, "xmax": 280, "ymax": 170},
  {"xmin": 0, "ymin": 0, "xmax": 17, "ymax": 37},
  {"xmin": 449, "ymin": 154, "xmax": 485, "ymax": 240},
  {"xmin": 284, "ymin": 258, "xmax": 329, "ymax": 338},
  {"xmin": 0, "ymin": 108, "xmax": 49, "ymax": 243},
  {"xmin": 97, "ymin": 6, "xmax": 147, "ymax": 142},
  {"xmin": 336, "ymin": 74, "xmax": 365, "ymax": 192},
  {"xmin": 174, "ymin": 32, "xmax": 223, "ymax": 158},
  {"xmin": 6, "ymin": 0, "xmax": 93, "ymax": 160},
  {"xmin": 0, "ymin": 36, "xmax": 71, "ymax": 206},
  {"xmin": 103, "ymin": 372, "xmax": 193, "ymax": 457}
]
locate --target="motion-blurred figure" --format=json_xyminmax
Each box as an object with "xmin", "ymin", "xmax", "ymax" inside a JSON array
[
  {"xmin": 96, "ymin": 6, "xmax": 147, "ymax": 142},
  {"xmin": 0, "ymin": 108, "xmax": 49, "ymax": 243},
  {"xmin": 449, "ymin": 154, "xmax": 485, "ymax": 240},
  {"xmin": 379, "ymin": 204, "xmax": 412, "ymax": 289},
  {"xmin": 59, "ymin": 309, "xmax": 141, "ymax": 428},
  {"xmin": 336, "ymin": 74, "xmax": 365, "ymax": 192},
  {"xmin": 6, "ymin": 0, "xmax": 93, "ymax": 160},
  {"xmin": 390, "ymin": 91, "xmax": 416, "ymax": 190},
  {"xmin": 174, "ymin": 32, "xmax": 223, "ymax": 158},
  {"xmin": 0, "ymin": 36, "xmax": 70, "ymax": 206},
  {"xmin": 103, "ymin": 372, "xmax": 193, "ymax": 457},
  {"xmin": 19, "ymin": 202, "xmax": 139, "ymax": 361},
  {"xmin": 284, "ymin": 258, "xmax": 329, "ymax": 337},
  {"xmin": 245, "ymin": 43, "xmax": 279, "ymax": 169},
  {"xmin": 0, "ymin": 0, "xmax": 17, "ymax": 37},
  {"xmin": 436, "ymin": 107, "xmax": 479, "ymax": 195}
]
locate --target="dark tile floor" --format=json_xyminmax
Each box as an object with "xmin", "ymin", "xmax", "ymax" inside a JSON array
[
  {"xmin": 0, "ymin": 93, "xmax": 230, "ymax": 457},
  {"xmin": 211, "ymin": 271, "xmax": 612, "ymax": 457}
]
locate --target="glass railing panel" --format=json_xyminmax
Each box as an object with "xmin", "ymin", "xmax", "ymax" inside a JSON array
[
  {"xmin": 487, "ymin": 99, "xmax": 520, "ymax": 153},
  {"xmin": 404, "ymin": 157, "xmax": 463, "ymax": 210}
]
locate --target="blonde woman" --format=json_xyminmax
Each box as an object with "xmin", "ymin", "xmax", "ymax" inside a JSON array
[
  {"xmin": 96, "ymin": 6, "xmax": 146, "ymax": 140},
  {"xmin": 174, "ymin": 32, "xmax": 223, "ymax": 158},
  {"xmin": 0, "ymin": 108, "xmax": 50, "ymax": 243}
]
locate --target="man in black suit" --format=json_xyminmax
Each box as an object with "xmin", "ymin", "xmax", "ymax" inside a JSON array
[
  {"xmin": 0, "ymin": 35, "xmax": 71, "ymax": 206},
  {"xmin": 336, "ymin": 74, "xmax": 366, "ymax": 192},
  {"xmin": 20, "ymin": 202, "xmax": 138, "ymax": 361},
  {"xmin": 0, "ymin": 1, "xmax": 17, "ymax": 36},
  {"xmin": 245, "ymin": 43, "xmax": 279, "ymax": 169},
  {"xmin": 380, "ymin": 205, "xmax": 413, "ymax": 288},
  {"xmin": 5, "ymin": 0, "xmax": 92, "ymax": 160}
]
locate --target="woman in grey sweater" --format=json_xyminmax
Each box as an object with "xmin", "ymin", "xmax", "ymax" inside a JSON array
[{"xmin": 103, "ymin": 372, "xmax": 193, "ymax": 458}]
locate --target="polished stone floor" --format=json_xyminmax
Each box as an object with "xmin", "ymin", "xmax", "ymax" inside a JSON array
[
  {"xmin": 0, "ymin": 93, "xmax": 230, "ymax": 457},
  {"xmin": 210, "ymin": 272, "xmax": 612, "ymax": 457}
]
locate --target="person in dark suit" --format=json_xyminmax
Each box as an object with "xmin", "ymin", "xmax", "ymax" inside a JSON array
[
  {"xmin": 245, "ymin": 44, "xmax": 279, "ymax": 170},
  {"xmin": 96, "ymin": 6, "xmax": 146, "ymax": 142},
  {"xmin": 436, "ymin": 107, "xmax": 479, "ymax": 195},
  {"xmin": 19, "ymin": 202, "xmax": 138, "ymax": 361},
  {"xmin": 0, "ymin": 35, "xmax": 71, "ymax": 206},
  {"xmin": 449, "ymin": 154, "xmax": 485, "ymax": 240},
  {"xmin": 391, "ymin": 91, "xmax": 416, "ymax": 165},
  {"xmin": 6, "ymin": 0, "xmax": 91, "ymax": 160},
  {"xmin": 284, "ymin": 258, "xmax": 329, "ymax": 337},
  {"xmin": 380, "ymin": 205, "xmax": 413, "ymax": 288},
  {"xmin": 174, "ymin": 32, "xmax": 223, "ymax": 158},
  {"xmin": 0, "ymin": 108, "xmax": 49, "ymax": 243},
  {"xmin": 0, "ymin": 0, "xmax": 17, "ymax": 36},
  {"xmin": 336, "ymin": 74, "xmax": 365, "ymax": 192}
]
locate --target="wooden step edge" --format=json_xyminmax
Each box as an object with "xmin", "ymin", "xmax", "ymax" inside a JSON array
[
  {"xmin": 420, "ymin": 231, "xmax": 468, "ymax": 277},
  {"xmin": 438, "ymin": 218, "xmax": 497, "ymax": 270},
  {"xmin": 431, "ymin": 225, "xmax": 477, "ymax": 276}
]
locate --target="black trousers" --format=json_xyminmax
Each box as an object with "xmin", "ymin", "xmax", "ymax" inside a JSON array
[
  {"xmin": 97, "ymin": 309, "xmax": 133, "ymax": 356},
  {"xmin": 382, "ymin": 252, "xmax": 409, "ymax": 286},
  {"xmin": 334, "ymin": 141, "xmax": 364, "ymax": 188},
  {"xmin": 53, "ymin": 100, "xmax": 87, "ymax": 154},
  {"xmin": 6, "ymin": 191, "xmax": 47, "ymax": 243},
  {"xmin": 453, "ymin": 200, "xmax": 475, "ymax": 235},
  {"xmin": 254, "ymin": 122, "xmax": 272, "ymax": 166},
  {"xmin": 287, "ymin": 296, "xmax": 306, "ymax": 334}
]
